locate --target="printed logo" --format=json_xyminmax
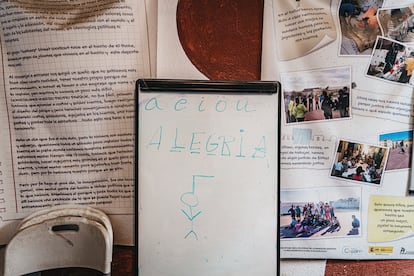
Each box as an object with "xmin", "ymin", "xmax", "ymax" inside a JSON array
[
  {"xmin": 368, "ymin": 246, "xmax": 393, "ymax": 254},
  {"xmin": 342, "ymin": 246, "xmax": 362, "ymax": 255},
  {"xmin": 400, "ymin": 247, "xmax": 414, "ymax": 255}
]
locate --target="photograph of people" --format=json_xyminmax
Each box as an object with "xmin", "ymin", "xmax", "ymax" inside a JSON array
[
  {"xmin": 349, "ymin": 214, "xmax": 360, "ymax": 235},
  {"xmin": 339, "ymin": 0, "xmax": 384, "ymax": 55},
  {"xmin": 330, "ymin": 139, "xmax": 389, "ymax": 185},
  {"xmin": 280, "ymin": 187, "xmax": 361, "ymax": 239},
  {"xmin": 367, "ymin": 37, "xmax": 414, "ymax": 85},
  {"xmin": 281, "ymin": 67, "xmax": 351, "ymax": 124},
  {"xmin": 378, "ymin": 5, "xmax": 414, "ymax": 43},
  {"xmin": 379, "ymin": 130, "xmax": 412, "ymax": 171}
]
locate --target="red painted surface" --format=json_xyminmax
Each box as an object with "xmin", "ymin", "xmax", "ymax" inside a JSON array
[{"xmin": 176, "ymin": 0, "xmax": 263, "ymax": 80}]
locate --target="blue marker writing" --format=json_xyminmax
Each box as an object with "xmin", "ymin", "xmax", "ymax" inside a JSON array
[{"xmin": 180, "ymin": 175, "xmax": 214, "ymax": 240}]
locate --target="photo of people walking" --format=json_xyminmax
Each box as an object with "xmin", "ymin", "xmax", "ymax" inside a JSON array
[
  {"xmin": 379, "ymin": 130, "xmax": 413, "ymax": 170},
  {"xmin": 282, "ymin": 67, "xmax": 352, "ymax": 124}
]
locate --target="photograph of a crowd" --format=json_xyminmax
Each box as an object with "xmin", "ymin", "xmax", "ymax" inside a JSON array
[
  {"xmin": 378, "ymin": 5, "xmax": 414, "ymax": 43},
  {"xmin": 280, "ymin": 188, "xmax": 361, "ymax": 239},
  {"xmin": 282, "ymin": 67, "xmax": 351, "ymax": 124},
  {"xmin": 331, "ymin": 139, "xmax": 389, "ymax": 185},
  {"xmin": 339, "ymin": 0, "xmax": 383, "ymax": 55},
  {"xmin": 379, "ymin": 130, "xmax": 412, "ymax": 171},
  {"xmin": 367, "ymin": 36, "xmax": 414, "ymax": 85}
]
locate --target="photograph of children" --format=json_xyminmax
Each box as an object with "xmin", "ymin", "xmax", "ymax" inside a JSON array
[
  {"xmin": 379, "ymin": 130, "xmax": 412, "ymax": 171},
  {"xmin": 282, "ymin": 67, "xmax": 351, "ymax": 124},
  {"xmin": 378, "ymin": 5, "xmax": 414, "ymax": 43},
  {"xmin": 367, "ymin": 36, "xmax": 414, "ymax": 85},
  {"xmin": 339, "ymin": 0, "xmax": 384, "ymax": 55},
  {"xmin": 330, "ymin": 139, "xmax": 389, "ymax": 185},
  {"xmin": 280, "ymin": 187, "xmax": 361, "ymax": 239}
]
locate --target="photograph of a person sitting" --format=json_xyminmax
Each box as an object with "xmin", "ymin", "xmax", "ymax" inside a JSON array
[{"xmin": 330, "ymin": 140, "xmax": 389, "ymax": 185}]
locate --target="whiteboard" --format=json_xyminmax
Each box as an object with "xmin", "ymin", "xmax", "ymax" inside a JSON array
[{"xmin": 136, "ymin": 79, "xmax": 280, "ymax": 276}]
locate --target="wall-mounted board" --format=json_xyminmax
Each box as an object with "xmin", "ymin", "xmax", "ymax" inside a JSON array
[{"xmin": 135, "ymin": 79, "xmax": 280, "ymax": 276}]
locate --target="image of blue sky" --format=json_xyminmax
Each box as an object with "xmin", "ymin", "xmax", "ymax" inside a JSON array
[
  {"xmin": 281, "ymin": 66, "xmax": 351, "ymax": 92},
  {"xmin": 379, "ymin": 130, "xmax": 413, "ymax": 141},
  {"xmin": 281, "ymin": 186, "xmax": 360, "ymax": 203}
]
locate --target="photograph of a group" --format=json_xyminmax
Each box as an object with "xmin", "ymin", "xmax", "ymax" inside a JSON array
[
  {"xmin": 331, "ymin": 139, "xmax": 389, "ymax": 185},
  {"xmin": 379, "ymin": 130, "xmax": 412, "ymax": 171},
  {"xmin": 280, "ymin": 187, "xmax": 361, "ymax": 239},
  {"xmin": 339, "ymin": 0, "xmax": 383, "ymax": 55},
  {"xmin": 282, "ymin": 66, "xmax": 351, "ymax": 124},
  {"xmin": 367, "ymin": 36, "xmax": 414, "ymax": 85},
  {"xmin": 378, "ymin": 5, "xmax": 414, "ymax": 43}
]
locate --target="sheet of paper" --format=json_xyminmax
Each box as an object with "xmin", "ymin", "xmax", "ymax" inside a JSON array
[
  {"xmin": 156, "ymin": 0, "xmax": 207, "ymax": 79},
  {"xmin": 273, "ymin": 0, "xmax": 336, "ymax": 60},
  {"xmin": 145, "ymin": 0, "xmax": 158, "ymax": 76},
  {"xmin": 368, "ymin": 195, "xmax": 414, "ymax": 243},
  {"xmin": 281, "ymin": 260, "xmax": 326, "ymax": 276},
  {"xmin": 263, "ymin": 0, "xmax": 414, "ymax": 259},
  {"xmin": 0, "ymin": 0, "xmax": 151, "ymax": 245}
]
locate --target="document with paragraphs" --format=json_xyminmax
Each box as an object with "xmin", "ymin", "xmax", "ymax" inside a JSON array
[
  {"xmin": 262, "ymin": 0, "xmax": 414, "ymax": 259},
  {"xmin": 0, "ymin": 0, "xmax": 151, "ymax": 245}
]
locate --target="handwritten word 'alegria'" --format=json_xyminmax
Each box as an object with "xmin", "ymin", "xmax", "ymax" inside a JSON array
[{"xmin": 146, "ymin": 126, "xmax": 267, "ymax": 159}]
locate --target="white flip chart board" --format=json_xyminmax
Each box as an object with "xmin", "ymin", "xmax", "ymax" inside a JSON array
[{"xmin": 136, "ymin": 79, "xmax": 280, "ymax": 276}]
